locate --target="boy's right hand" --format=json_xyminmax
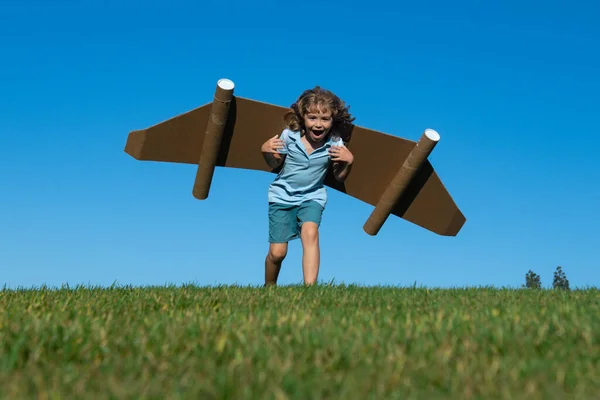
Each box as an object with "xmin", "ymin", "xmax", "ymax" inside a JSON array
[{"xmin": 261, "ymin": 135, "xmax": 285, "ymax": 153}]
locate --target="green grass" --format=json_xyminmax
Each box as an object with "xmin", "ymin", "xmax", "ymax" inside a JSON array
[{"xmin": 0, "ymin": 283, "xmax": 598, "ymax": 399}]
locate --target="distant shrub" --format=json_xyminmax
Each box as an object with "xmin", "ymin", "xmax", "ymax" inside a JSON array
[
  {"xmin": 553, "ymin": 266, "xmax": 570, "ymax": 291},
  {"xmin": 524, "ymin": 270, "xmax": 542, "ymax": 289}
]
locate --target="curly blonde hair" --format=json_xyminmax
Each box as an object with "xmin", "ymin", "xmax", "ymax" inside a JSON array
[{"xmin": 283, "ymin": 86, "xmax": 355, "ymax": 142}]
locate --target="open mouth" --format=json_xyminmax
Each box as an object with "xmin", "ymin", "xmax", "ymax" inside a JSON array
[{"xmin": 311, "ymin": 130, "xmax": 324, "ymax": 137}]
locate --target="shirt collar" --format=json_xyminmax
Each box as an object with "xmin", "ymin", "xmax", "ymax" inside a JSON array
[{"xmin": 288, "ymin": 130, "xmax": 337, "ymax": 157}]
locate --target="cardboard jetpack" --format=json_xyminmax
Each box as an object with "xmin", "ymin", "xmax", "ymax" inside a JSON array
[{"xmin": 124, "ymin": 79, "xmax": 466, "ymax": 236}]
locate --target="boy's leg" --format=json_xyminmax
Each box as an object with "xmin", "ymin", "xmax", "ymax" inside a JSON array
[
  {"xmin": 298, "ymin": 201, "xmax": 324, "ymax": 285},
  {"xmin": 266, "ymin": 202, "xmax": 297, "ymax": 286},
  {"xmin": 300, "ymin": 222, "xmax": 320, "ymax": 285},
  {"xmin": 265, "ymin": 243, "xmax": 288, "ymax": 286}
]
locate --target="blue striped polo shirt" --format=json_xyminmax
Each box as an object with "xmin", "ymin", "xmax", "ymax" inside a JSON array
[{"xmin": 268, "ymin": 128, "xmax": 344, "ymax": 207}]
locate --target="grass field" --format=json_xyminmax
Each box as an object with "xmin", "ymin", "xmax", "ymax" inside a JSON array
[{"xmin": 0, "ymin": 283, "xmax": 598, "ymax": 399}]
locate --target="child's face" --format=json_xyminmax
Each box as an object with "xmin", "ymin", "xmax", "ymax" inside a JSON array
[{"xmin": 303, "ymin": 106, "xmax": 333, "ymax": 143}]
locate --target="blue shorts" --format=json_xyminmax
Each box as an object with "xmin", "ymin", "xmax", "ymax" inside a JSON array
[{"xmin": 268, "ymin": 201, "xmax": 324, "ymax": 243}]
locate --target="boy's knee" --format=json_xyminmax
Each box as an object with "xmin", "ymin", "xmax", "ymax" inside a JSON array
[
  {"xmin": 268, "ymin": 245, "xmax": 287, "ymax": 263},
  {"xmin": 301, "ymin": 222, "xmax": 319, "ymax": 243}
]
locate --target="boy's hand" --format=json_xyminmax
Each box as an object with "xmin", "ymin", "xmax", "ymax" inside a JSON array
[
  {"xmin": 329, "ymin": 145, "xmax": 354, "ymax": 164},
  {"xmin": 261, "ymin": 135, "xmax": 285, "ymax": 153}
]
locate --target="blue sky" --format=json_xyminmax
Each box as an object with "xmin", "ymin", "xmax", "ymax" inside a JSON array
[{"xmin": 1, "ymin": 0, "xmax": 598, "ymax": 289}]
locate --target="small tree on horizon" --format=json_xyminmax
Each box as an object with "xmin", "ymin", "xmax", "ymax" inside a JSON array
[
  {"xmin": 524, "ymin": 270, "xmax": 542, "ymax": 289},
  {"xmin": 553, "ymin": 266, "xmax": 570, "ymax": 290}
]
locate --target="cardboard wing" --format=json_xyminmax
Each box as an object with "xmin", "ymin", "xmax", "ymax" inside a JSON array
[{"xmin": 124, "ymin": 80, "xmax": 466, "ymax": 236}]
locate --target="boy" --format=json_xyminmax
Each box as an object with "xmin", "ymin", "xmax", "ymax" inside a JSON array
[{"xmin": 260, "ymin": 86, "xmax": 355, "ymax": 285}]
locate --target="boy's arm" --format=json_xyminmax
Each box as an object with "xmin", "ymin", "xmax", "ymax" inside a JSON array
[
  {"xmin": 330, "ymin": 142, "xmax": 354, "ymax": 182},
  {"xmin": 261, "ymin": 133, "xmax": 287, "ymax": 169},
  {"xmin": 262, "ymin": 150, "xmax": 285, "ymax": 169},
  {"xmin": 332, "ymin": 160, "xmax": 353, "ymax": 182}
]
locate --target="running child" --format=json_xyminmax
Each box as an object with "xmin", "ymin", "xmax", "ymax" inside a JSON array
[{"xmin": 260, "ymin": 86, "xmax": 355, "ymax": 286}]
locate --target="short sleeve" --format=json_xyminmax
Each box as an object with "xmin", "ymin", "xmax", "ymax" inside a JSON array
[
  {"xmin": 278, "ymin": 128, "xmax": 293, "ymax": 154},
  {"xmin": 332, "ymin": 136, "xmax": 344, "ymax": 147}
]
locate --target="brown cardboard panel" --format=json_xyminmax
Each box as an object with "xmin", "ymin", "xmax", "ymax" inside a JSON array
[{"xmin": 124, "ymin": 96, "xmax": 466, "ymax": 236}]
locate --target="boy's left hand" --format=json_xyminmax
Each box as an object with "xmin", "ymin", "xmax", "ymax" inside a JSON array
[{"xmin": 329, "ymin": 145, "xmax": 354, "ymax": 164}]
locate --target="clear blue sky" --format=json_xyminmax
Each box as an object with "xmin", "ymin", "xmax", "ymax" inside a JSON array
[{"xmin": 1, "ymin": 0, "xmax": 598, "ymax": 289}]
